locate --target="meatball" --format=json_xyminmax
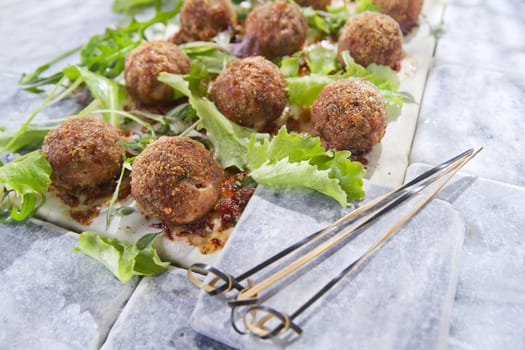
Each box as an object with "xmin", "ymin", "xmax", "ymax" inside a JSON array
[
  {"xmin": 210, "ymin": 56, "xmax": 287, "ymax": 131},
  {"xmin": 125, "ymin": 40, "xmax": 191, "ymax": 106},
  {"xmin": 131, "ymin": 136, "xmax": 223, "ymax": 224},
  {"xmin": 373, "ymin": 0, "xmax": 423, "ymax": 35},
  {"xmin": 42, "ymin": 116, "xmax": 124, "ymax": 194},
  {"xmin": 243, "ymin": 1, "xmax": 307, "ymax": 59},
  {"xmin": 174, "ymin": 0, "xmax": 237, "ymax": 43},
  {"xmin": 337, "ymin": 11, "xmax": 403, "ymax": 70},
  {"xmin": 311, "ymin": 77, "xmax": 387, "ymax": 156},
  {"xmin": 295, "ymin": 0, "xmax": 331, "ymax": 10}
]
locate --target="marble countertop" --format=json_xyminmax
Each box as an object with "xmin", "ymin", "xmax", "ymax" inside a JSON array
[{"xmin": 1, "ymin": 0, "xmax": 524, "ymax": 349}]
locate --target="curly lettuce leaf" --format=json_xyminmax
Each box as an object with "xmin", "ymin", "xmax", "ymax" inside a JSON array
[
  {"xmin": 158, "ymin": 71, "xmax": 256, "ymax": 169},
  {"xmin": 181, "ymin": 42, "xmax": 234, "ymax": 75},
  {"xmin": 286, "ymin": 73, "xmax": 341, "ymax": 106},
  {"xmin": 247, "ymin": 128, "xmax": 365, "ymax": 206},
  {"xmin": 73, "ymin": 231, "xmax": 169, "ymax": 283},
  {"xmin": 0, "ymin": 150, "xmax": 52, "ymax": 222},
  {"xmin": 301, "ymin": 4, "xmax": 354, "ymax": 36},
  {"xmin": 305, "ymin": 45, "xmax": 339, "ymax": 75}
]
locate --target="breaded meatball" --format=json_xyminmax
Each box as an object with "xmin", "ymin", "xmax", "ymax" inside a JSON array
[
  {"xmin": 337, "ymin": 11, "xmax": 403, "ymax": 70},
  {"xmin": 373, "ymin": 0, "xmax": 423, "ymax": 35},
  {"xmin": 210, "ymin": 56, "xmax": 287, "ymax": 131},
  {"xmin": 311, "ymin": 78, "xmax": 387, "ymax": 156},
  {"xmin": 42, "ymin": 116, "xmax": 124, "ymax": 194},
  {"xmin": 125, "ymin": 40, "xmax": 191, "ymax": 106},
  {"xmin": 131, "ymin": 136, "xmax": 223, "ymax": 224},
  {"xmin": 173, "ymin": 0, "xmax": 237, "ymax": 43},
  {"xmin": 243, "ymin": 1, "xmax": 307, "ymax": 59},
  {"xmin": 295, "ymin": 0, "xmax": 331, "ymax": 10}
]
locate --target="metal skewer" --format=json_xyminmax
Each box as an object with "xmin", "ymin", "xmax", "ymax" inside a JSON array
[
  {"xmin": 187, "ymin": 148, "xmax": 474, "ymax": 297},
  {"xmin": 240, "ymin": 148, "xmax": 482, "ymax": 339}
]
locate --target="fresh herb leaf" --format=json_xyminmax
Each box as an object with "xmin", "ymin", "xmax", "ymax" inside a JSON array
[
  {"xmin": 73, "ymin": 231, "xmax": 169, "ymax": 283},
  {"xmin": 246, "ymin": 127, "xmax": 365, "ymax": 206},
  {"xmin": 0, "ymin": 150, "xmax": 52, "ymax": 222},
  {"xmin": 80, "ymin": 3, "xmax": 182, "ymax": 78},
  {"xmin": 18, "ymin": 46, "xmax": 82, "ymax": 93},
  {"xmin": 158, "ymin": 71, "xmax": 258, "ymax": 170},
  {"xmin": 63, "ymin": 66, "xmax": 126, "ymax": 127},
  {"xmin": 19, "ymin": 3, "xmax": 182, "ymax": 92},
  {"xmin": 0, "ymin": 126, "xmax": 53, "ymax": 152}
]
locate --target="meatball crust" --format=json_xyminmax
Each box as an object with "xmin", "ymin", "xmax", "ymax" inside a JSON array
[
  {"xmin": 125, "ymin": 40, "xmax": 191, "ymax": 106},
  {"xmin": 244, "ymin": 1, "xmax": 307, "ymax": 59},
  {"xmin": 42, "ymin": 116, "xmax": 124, "ymax": 193},
  {"xmin": 295, "ymin": 0, "xmax": 331, "ymax": 10},
  {"xmin": 210, "ymin": 56, "xmax": 287, "ymax": 131},
  {"xmin": 311, "ymin": 78, "xmax": 387, "ymax": 156},
  {"xmin": 337, "ymin": 11, "xmax": 403, "ymax": 70},
  {"xmin": 178, "ymin": 0, "xmax": 237, "ymax": 42},
  {"xmin": 373, "ymin": 0, "xmax": 423, "ymax": 35},
  {"xmin": 131, "ymin": 136, "xmax": 223, "ymax": 225}
]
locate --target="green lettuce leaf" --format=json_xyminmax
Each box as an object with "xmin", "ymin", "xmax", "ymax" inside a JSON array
[
  {"xmin": 286, "ymin": 73, "xmax": 341, "ymax": 106},
  {"xmin": 301, "ymin": 4, "xmax": 354, "ymax": 36},
  {"xmin": 246, "ymin": 128, "xmax": 365, "ymax": 206},
  {"xmin": 0, "ymin": 150, "xmax": 52, "ymax": 222},
  {"xmin": 305, "ymin": 45, "xmax": 339, "ymax": 75},
  {"xmin": 73, "ymin": 231, "xmax": 169, "ymax": 283}
]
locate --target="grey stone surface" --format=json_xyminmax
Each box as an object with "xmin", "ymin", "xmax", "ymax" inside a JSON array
[
  {"xmin": 406, "ymin": 164, "xmax": 525, "ymax": 350},
  {"xmin": 102, "ymin": 267, "xmax": 231, "ymax": 350},
  {"xmin": 191, "ymin": 183, "xmax": 465, "ymax": 349},
  {"xmin": 409, "ymin": 63, "xmax": 525, "ymax": 187},
  {"xmin": 435, "ymin": 0, "xmax": 525, "ymax": 70},
  {"xmin": 0, "ymin": 220, "xmax": 139, "ymax": 350}
]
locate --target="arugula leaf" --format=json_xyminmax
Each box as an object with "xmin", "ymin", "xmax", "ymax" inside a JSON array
[
  {"xmin": 0, "ymin": 150, "xmax": 52, "ymax": 222},
  {"xmin": 246, "ymin": 128, "xmax": 365, "ymax": 206},
  {"xmin": 286, "ymin": 73, "xmax": 340, "ymax": 106},
  {"xmin": 19, "ymin": 3, "xmax": 182, "ymax": 92},
  {"xmin": 0, "ymin": 126, "xmax": 53, "ymax": 152},
  {"xmin": 63, "ymin": 66, "xmax": 126, "ymax": 127},
  {"xmin": 73, "ymin": 231, "xmax": 169, "ymax": 283},
  {"xmin": 158, "ymin": 71, "xmax": 256, "ymax": 170}
]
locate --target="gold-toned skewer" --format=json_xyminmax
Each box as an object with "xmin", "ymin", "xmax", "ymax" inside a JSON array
[
  {"xmin": 233, "ymin": 148, "xmax": 479, "ymax": 304},
  {"xmin": 240, "ymin": 147, "xmax": 482, "ymax": 339}
]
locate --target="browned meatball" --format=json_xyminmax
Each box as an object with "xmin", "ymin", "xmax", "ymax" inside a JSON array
[
  {"xmin": 125, "ymin": 40, "xmax": 191, "ymax": 106},
  {"xmin": 311, "ymin": 78, "xmax": 387, "ymax": 156},
  {"xmin": 373, "ymin": 0, "xmax": 423, "ymax": 35},
  {"xmin": 243, "ymin": 1, "xmax": 307, "ymax": 59},
  {"xmin": 210, "ymin": 56, "xmax": 287, "ymax": 131},
  {"xmin": 295, "ymin": 0, "xmax": 331, "ymax": 10},
  {"xmin": 337, "ymin": 11, "xmax": 403, "ymax": 70},
  {"xmin": 42, "ymin": 116, "xmax": 124, "ymax": 194},
  {"xmin": 131, "ymin": 136, "xmax": 223, "ymax": 224},
  {"xmin": 175, "ymin": 0, "xmax": 237, "ymax": 43}
]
